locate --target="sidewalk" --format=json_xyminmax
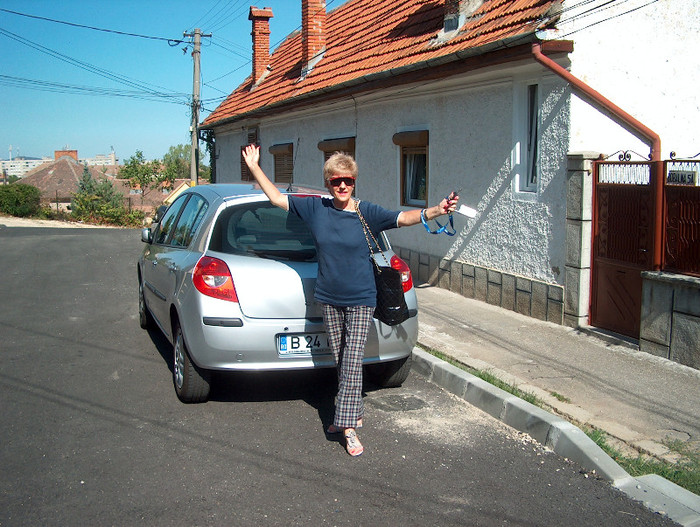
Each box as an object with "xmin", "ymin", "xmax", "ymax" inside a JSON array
[{"xmin": 413, "ymin": 283, "xmax": 700, "ymax": 524}]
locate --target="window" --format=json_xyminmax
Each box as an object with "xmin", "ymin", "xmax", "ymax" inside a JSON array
[
  {"xmin": 269, "ymin": 143, "xmax": 294, "ymax": 184},
  {"xmin": 240, "ymin": 127, "xmax": 259, "ymax": 182},
  {"xmin": 318, "ymin": 137, "xmax": 356, "ymax": 162},
  {"xmin": 154, "ymin": 194, "xmax": 188, "ymax": 245},
  {"xmin": 393, "ymin": 130, "xmax": 428, "ymax": 207},
  {"xmin": 209, "ymin": 202, "xmax": 317, "ymax": 262},
  {"xmin": 514, "ymin": 83, "xmax": 539, "ymax": 193},
  {"xmin": 170, "ymin": 194, "xmax": 208, "ymax": 247}
]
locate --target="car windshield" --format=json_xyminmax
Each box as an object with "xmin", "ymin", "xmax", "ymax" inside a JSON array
[{"xmin": 209, "ymin": 201, "xmax": 317, "ymax": 262}]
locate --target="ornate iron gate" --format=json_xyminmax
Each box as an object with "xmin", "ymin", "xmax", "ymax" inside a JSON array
[{"xmin": 591, "ymin": 161, "xmax": 654, "ymax": 338}]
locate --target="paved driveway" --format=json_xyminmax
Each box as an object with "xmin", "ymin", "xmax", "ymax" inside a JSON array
[{"xmin": 0, "ymin": 224, "xmax": 676, "ymax": 525}]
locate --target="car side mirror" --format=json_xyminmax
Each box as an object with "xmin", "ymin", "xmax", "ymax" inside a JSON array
[{"xmin": 141, "ymin": 227, "xmax": 153, "ymax": 244}]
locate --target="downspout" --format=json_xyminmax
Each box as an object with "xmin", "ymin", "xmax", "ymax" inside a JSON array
[{"xmin": 531, "ymin": 42, "xmax": 664, "ymax": 270}]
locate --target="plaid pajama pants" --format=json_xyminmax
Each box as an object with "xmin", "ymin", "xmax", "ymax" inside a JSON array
[{"xmin": 322, "ymin": 304, "xmax": 374, "ymax": 429}]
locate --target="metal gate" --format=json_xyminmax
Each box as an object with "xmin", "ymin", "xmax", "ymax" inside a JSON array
[{"xmin": 590, "ymin": 161, "xmax": 655, "ymax": 338}]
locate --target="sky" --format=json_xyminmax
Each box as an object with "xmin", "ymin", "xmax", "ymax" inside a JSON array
[{"xmin": 0, "ymin": 1, "xmax": 347, "ymax": 162}]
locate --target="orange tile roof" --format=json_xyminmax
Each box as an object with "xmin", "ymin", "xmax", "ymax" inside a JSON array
[{"xmin": 203, "ymin": 0, "xmax": 560, "ymax": 127}]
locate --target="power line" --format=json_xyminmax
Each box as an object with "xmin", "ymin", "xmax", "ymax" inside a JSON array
[
  {"xmin": 0, "ymin": 74, "xmax": 189, "ymax": 104},
  {"xmin": 0, "ymin": 7, "xmax": 185, "ymax": 45},
  {"xmin": 0, "ymin": 26, "xmax": 185, "ymax": 100}
]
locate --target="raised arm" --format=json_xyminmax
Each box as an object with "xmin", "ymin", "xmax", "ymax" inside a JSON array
[
  {"xmin": 397, "ymin": 192, "xmax": 459, "ymax": 227},
  {"xmin": 241, "ymin": 144, "xmax": 289, "ymax": 211}
]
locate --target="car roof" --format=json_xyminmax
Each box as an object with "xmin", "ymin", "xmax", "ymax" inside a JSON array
[{"xmin": 186, "ymin": 183, "xmax": 330, "ymax": 201}]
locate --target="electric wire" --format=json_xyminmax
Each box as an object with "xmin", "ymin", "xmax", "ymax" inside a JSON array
[
  {"xmin": 0, "ymin": 26, "xmax": 188, "ymax": 103},
  {"xmin": 0, "ymin": 74, "xmax": 189, "ymax": 104},
  {"xmin": 0, "ymin": 7, "xmax": 184, "ymax": 45}
]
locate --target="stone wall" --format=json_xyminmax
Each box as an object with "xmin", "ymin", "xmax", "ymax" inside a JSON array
[
  {"xmin": 395, "ymin": 246, "xmax": 565, "ymax": 324},
  {"xmin": 639, "ymin": 272, "xmax": 700, "ymax": 370}
]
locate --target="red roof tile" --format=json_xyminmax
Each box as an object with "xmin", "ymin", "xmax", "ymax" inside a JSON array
[{"xmin": 203, "ymin": 0, "xmax": 559, "ymax": 127}]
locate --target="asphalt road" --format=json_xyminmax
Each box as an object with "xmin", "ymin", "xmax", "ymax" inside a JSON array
[{"xmin": 0, "ymin": 225, "xmax": 677, "ymax": 526}]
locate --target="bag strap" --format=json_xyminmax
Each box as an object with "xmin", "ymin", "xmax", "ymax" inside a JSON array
[{"xmin": 355, "ymin": 200, "xmax": 390, "ymax": 271}]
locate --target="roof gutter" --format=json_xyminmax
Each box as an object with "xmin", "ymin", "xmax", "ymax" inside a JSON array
[{"xmin": 530, "ymin": 42, "xmax": 664, "ymax": 270}]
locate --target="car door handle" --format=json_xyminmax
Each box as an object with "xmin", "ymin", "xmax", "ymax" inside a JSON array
[
  {"xmin": 168, "ymin": 264, "xmax": 177, "ymax": 273},
  {"xmin": 151, "ymin": 260, "xmax": 158, "ymax": 267}
]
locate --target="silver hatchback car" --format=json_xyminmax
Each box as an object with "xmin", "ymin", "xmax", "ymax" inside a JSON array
[{"xmin": 138, "ymin": 183, "xmax": 418, "ymax": 403}]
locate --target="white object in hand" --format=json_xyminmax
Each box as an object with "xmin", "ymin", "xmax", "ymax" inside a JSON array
[{"xmin": 456, "ymin": 204, "xmax": 477, "ymax": 218}]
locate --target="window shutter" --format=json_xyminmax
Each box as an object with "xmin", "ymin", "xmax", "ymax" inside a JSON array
[
  {"xmin": 269, "ymin": 143, "xmax": 294, "ymax": 184},
  {"xmin": 241, "ymin": 128, "xmax": 259, "ymax": 181}
]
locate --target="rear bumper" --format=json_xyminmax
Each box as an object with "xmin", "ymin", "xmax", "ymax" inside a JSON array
[{"xmin": 181, "ymin": 306, "xmax": 418, "ymax": 371}]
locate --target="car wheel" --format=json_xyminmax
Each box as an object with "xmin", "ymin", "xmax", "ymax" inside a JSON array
[
  {"xmin": 173, "ymin": 324, "xmax": 211, "ymax": 403},
  {"xmin": 365, "ymin": 353, "xmax": 412, "ymax": 388},
  {"xmin": 138, "ymin": 278, "xmax": 155, "ymax": 329}
]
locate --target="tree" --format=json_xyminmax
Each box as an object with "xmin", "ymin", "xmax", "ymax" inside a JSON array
[
  {"xmin": 162, "ymin": 143, "xmax": 211, "ymax": 183},
  {"xmin": 71, "ymin": 166, "xmax": 142, "ymax": 225},
  {"xmin": 120, "ymin": 150, "xmax": 173, "ymax": 204},
  {"xmin": 163, "ymin": 144, "xmax": 190, "ymax": 181}
]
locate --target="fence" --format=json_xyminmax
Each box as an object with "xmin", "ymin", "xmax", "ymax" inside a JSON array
[{"xmin": 664, "ymin": 160, "xmax": 700, "ymax": 276}]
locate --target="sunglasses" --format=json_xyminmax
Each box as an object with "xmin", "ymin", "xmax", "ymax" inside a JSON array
[{"xmin": 328, "ymin": 176, "xmax": 356, "ymax": 187}]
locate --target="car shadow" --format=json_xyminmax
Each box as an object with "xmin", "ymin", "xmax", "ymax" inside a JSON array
[{"xmin": 144, "ymin": 325, "xmax": 383, "ymax": 445}]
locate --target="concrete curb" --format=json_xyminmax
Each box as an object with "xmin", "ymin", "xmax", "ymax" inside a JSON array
[{"xmin": 412, "ymin": 347, "xmax": 700, "ymax": 526}]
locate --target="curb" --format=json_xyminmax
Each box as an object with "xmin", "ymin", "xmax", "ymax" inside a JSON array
[{"xmin": 412, "ymin": 347, "xmax": 700, "ymax": 527}]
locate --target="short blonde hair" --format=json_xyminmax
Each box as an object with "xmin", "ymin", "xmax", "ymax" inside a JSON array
[{"xmin": 323, "ymin": 152, "xmax": 358, "ymax": 181}]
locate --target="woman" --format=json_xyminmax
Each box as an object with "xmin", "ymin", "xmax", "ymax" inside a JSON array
[{"xmin": 242, "ymin": 144, "xmax": 458, "ymax": 456}]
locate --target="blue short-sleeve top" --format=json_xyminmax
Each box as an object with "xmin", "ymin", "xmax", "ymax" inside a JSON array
[{"xmin": 288, "ymin": 196, "xmax": 400, "ymax": 307}]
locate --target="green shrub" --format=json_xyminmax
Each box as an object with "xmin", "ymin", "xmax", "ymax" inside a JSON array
[
  {"xmin": 0, "ymin": 183, "xmax": 42, "ymax": 217},
  {"xmin": 70, "ymin": 168, "xmax": 145, "ymax": 227}
]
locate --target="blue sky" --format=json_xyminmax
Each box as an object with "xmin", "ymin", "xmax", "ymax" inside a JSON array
[{"xmin": 0, "ymin": 1, "xmax": 346, "ymax": 162}]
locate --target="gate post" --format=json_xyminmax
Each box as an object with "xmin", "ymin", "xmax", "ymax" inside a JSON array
[
  {"xmin": 564, "ymin": 152, "xmax": 599, "ymax": 328},
  {"xmin": 652, "ymin": 160, "xmax": 665, "ymax": 270}
]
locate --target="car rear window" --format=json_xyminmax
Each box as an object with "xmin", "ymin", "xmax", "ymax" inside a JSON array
[{"xmin": 209, "ymin": 202, "xmax": 317, "ymax": 262}]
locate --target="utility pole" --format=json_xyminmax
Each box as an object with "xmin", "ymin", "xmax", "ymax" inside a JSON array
[{"xmin": 184, "ymin": 28, "xmax": 211, "ymax": 185}]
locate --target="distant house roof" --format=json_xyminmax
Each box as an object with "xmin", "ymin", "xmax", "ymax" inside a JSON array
[
  {"xmin": 21, "ymin": 155, "xmax": 191, "ymax": 211},
  {"xmin": 21, "ymin": 156, "xmax": 108, "ymax": 201},
  {"xmin": 203, "ymin": 0, "xmax": 563, "ymax": 128}
]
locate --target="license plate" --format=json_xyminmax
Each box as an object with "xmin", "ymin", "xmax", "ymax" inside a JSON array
[{"xmin": 278, "ymin": 333, "xmax": 330, "ymax": 356}]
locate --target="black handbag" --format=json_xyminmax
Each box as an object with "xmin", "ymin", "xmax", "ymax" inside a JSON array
[{"xmin": 356, "ymin": 202, "xmax": 410, "ymax": 326}]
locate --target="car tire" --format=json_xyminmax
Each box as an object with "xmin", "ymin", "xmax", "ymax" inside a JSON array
[
  {"xmin": 138, "ymin": 277, "xmax": 155, "ymax": 330},
  {"xmin": 173, "ymin": 324, "xmax": 211, "ymax": 403},
  {"xmin": 365, "ymin": 353, "xmax": 412, "ymax": 388}
]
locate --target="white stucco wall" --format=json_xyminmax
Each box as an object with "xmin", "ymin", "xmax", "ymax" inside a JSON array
[
  {"xmin": 561, "ymin": 0, "xmax": 699, "ymax": 159},
  {"xmin": 212, "ymin": 63, "xmax": 570, "ymax": 285}
]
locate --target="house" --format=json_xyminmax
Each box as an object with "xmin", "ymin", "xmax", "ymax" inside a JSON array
[
  {"xmin": 21, "ymin": 150, "xmax": 110, "ymax": 207},
  {"xmin": 21, "ymin": 149, "xmax": 190, "ymax": 216},
  {"xmin": 201, "ymin": 1, "xmax": 699, "ymax": 368}
]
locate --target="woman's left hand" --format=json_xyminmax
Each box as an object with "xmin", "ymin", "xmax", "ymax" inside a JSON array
[{"xmin": 440, "ymin": 192, "xmax": 460, "ymax": 215}]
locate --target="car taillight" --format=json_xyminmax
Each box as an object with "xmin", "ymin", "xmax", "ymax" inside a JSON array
[
  {"xmin": 193, "ymin": 256, "xmax": 238, "ymax": 302},
  {"xmin": 390, "ymin": 254, "xmax": 413, "ymax": 293}
]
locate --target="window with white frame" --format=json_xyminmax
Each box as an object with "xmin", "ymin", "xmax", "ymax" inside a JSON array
[
  {"xmin": 393, "ymin": 130, "xmax": 428, "ymax": 207},
  {"xmin": 513, "ymin": 82, "xmax": 539, "ymax": 194}
]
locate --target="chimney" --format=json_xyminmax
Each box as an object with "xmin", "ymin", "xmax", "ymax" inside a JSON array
[
  {"xmin": 302, "ymin": 0, "xmax": 326, "ymax": 73},
  {"xmin": 444, "ymin": 0, "xmax": 484, "ymax": 32},
  {"xmin": 249, "ymin": 6, "xmax": 274, "ymax": 84},
  {"xmin": 55, "ymin": 149, "xmax": 78, "ymax": 161}
]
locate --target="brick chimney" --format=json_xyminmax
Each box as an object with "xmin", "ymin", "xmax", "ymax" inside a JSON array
[
  {"xmin": 444, "ymin": 0, "xmax": 484, "ymax": 32},
  {"xmin": 249, "ymin": 6, "xmax": 274, "ymax": 84},
  {"xmin": 54, "ymin": 149, "xmax": 78, "ymax": 161},
  {"xmin": 302, "ymin": 0, "xmax": 326, "ymax": 74}
]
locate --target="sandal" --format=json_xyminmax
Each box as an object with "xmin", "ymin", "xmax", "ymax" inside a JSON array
[{"xmin": 344, "ymin": 429, "xmax": 364, "ymax": 457}]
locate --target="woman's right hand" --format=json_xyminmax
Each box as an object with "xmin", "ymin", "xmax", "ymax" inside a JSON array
[{"xmin": 242, "ymin": 144, "xmax": 260, "ymax": 168}]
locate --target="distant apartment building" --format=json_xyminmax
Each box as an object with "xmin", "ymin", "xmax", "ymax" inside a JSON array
[
  {"xmin": 1, "ymin": 156, "xmax": 52, "ymax": 179},
  {"xmin": 80, "ymin": 150, "xmax": 118, "ymax": 167}
]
